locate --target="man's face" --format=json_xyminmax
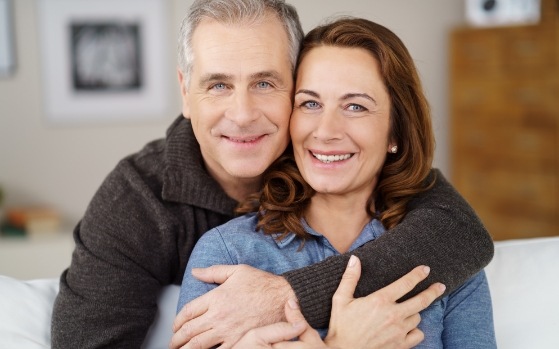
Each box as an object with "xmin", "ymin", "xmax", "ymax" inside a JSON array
[{"xmin": 179, "ymin": 15, "xmax": 293, "ymax": 190}]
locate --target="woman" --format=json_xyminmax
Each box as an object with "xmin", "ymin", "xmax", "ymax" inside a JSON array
[{"xmin": 178, "ymin": 17, "xmax": 496, "ymax": 348}]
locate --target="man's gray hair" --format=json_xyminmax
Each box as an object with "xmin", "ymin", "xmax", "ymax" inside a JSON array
[{"xmin": 177, "ymin": 0, "xmax": 303, "ymax": 87}]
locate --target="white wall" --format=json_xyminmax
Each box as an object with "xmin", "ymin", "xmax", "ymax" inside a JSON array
[{"xmin": 0, "ymin": 0, "xmax": 466, "ymax": 227}]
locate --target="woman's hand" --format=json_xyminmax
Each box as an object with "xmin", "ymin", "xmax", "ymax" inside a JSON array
[{"xmin": 325, "ymin": 256, "xmax": 445, "ymax": 349}]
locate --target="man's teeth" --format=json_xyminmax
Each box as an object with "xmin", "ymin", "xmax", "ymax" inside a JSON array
[
  {"xmin": 230, "ymin": 137, "xmax": 258, "ymax": 143},
  {"xmin": 313, "ymin": 153, "xmax": 352, "ymax": 163}
]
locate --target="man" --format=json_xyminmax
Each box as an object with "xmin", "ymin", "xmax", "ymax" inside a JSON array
[{"xmin": 51, "ymin": 0, "xmax": 494, "ymax": 348}]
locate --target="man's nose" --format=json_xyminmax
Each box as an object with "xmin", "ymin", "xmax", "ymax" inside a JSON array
[{"xmin": 224, "ymin": 91, "xmax": 260, "ymax": 126}]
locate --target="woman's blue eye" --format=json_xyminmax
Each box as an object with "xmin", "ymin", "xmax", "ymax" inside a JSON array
[
  {"xmin": 348, "ymin": 104, "xmax": 365, "ymax": 112},
  {"xmin": 304, "ymin": 101, "xmax": 320, "ymax": 109}
]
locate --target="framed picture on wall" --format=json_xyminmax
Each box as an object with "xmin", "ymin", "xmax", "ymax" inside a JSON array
[
  {"xmin": 0, "ymin": 0, "xmax": 15, "ymax": 77},
  {"xmin": 37, "ymin": 0, "xmax": 170, "ymax": 124}
]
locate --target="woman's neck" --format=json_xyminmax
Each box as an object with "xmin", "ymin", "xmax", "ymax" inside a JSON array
[{"xmin": 304, "ymin": 193, "xmax": 373, "ymax": 253}]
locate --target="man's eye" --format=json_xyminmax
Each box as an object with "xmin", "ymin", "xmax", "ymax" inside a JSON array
[
  {"xmin": 256, "ymin": 81, "xmax": 271, "ymax": 89},
  {"xmin": 211, "ymin": 83, "xmax": 226, "ymax": 90}
]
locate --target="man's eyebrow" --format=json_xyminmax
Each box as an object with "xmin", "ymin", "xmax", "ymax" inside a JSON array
[
  {"xmin": 198, "ymin": 71, "xmax": 285, "ymax": 87},
  {"xmin": 250, "ymin": 71, "xmax": 285, "ymax": 83},
  {"xmin": 198, "ymin": 73, "xmax": 233, "ymax": 87}
]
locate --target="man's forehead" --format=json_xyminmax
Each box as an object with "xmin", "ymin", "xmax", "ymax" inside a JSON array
[
  {"xmin": 197, "ymin": 70, "xmax": 287, "ymax": 85},
  {"xmin": 189, "ymin": 16, "xmax": 292, "ymax": 83}
]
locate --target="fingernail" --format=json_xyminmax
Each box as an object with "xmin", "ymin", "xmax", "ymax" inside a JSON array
[
  {"xmin": 292, "ymin": 320, "xmax": 305, "ymax": 329},
  {"xmin": 348, "ymin": 255, "xmax": 357, "ymax": 268},
  {"xmin": 439, "ymin": 283, "xmax": 446, "ymax": 293},
  {"xmin": 288, "ymin": 298, "xmax": 299, "ymax": 309},
  {"xmin": 423, "ymin": 266, "xmax": 430, "ymax": 275}
]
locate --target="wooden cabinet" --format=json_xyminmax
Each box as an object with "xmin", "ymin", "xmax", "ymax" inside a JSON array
[{"xmin": 450, "ymin": 0, "xmax": 559, "ymax": 240}]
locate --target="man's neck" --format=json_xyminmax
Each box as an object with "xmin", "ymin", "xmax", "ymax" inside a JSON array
[
  {"xmin": 223, "ymin": 178, "xmax": 262, "ymax": 203},
  {"xmin": 205, "ymin": 166, "xmax": 262, "ymax": 203}
]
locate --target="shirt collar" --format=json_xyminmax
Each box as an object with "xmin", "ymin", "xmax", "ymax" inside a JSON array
[{"xmin": 272, "ymin": 218, "xmax": 386, "ymax": 251}]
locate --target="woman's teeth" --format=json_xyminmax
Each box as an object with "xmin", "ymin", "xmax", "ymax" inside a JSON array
[{"xmin": 313, "ymin": 153, "xmax": 352, "ymax": 164}]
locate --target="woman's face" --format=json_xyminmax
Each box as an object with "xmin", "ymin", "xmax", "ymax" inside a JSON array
[{"xmin": 290, "ymin": 45, "xmax": 393, "ymax": 199}]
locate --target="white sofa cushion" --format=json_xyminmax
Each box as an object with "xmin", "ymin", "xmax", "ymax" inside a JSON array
[
  {"xmin": 0, "ymin": 275, "xmax": 179, "ymax": 348},
  {"xmin": 1, "ymin": 236, "xmax": 558, "ymax": 348},
  {"xmin": 142, "ymin": 284, "xmax": 180, "ymax": 348},
  {"xmin": 485, "ymin": 236, "xmax": 559, "ymax": 349},
  {"xmin": 0, "ymin": 277, "xmax": 58, "ymax": 348}
]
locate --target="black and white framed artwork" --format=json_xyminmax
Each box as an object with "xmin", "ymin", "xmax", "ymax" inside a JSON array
[{"xmin": 37, "ymin": 0, "xmax": 170, "ymax": 124}]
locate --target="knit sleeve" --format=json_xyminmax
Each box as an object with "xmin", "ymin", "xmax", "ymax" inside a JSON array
[
  {"xmin": 283, "ymin": 168, "xmax": 494, "ymax": 328},
  {"xmin": 51, "ymin": 159, "xmax": 181, "ymax": 348}
]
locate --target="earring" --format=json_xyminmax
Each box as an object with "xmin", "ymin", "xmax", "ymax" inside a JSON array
[{"xmin": 390, "ymin": 145, "xmax": 398, "ymax": 153}]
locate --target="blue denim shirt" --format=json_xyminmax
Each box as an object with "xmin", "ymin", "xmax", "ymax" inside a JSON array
[{"xmin": 178, "ymin": 213, "xmax": 496, "ymax": 348}]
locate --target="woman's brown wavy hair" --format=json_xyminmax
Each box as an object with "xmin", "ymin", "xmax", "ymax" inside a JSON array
[{"xmin": 237, "ymin": 17, "xmax": 435, "ymax": 240}]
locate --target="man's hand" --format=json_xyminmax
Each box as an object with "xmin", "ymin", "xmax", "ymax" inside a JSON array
[
  {"xmin": 325, "ymin": 256, "xmax": 446, "ymax": 349},
  {"xmin": 170, "ymin": 264, "xmax": 295, "ymax": 349},
  {"xmin": 232, "ymin": 298, "xmax": 326, "ymax": 349}
]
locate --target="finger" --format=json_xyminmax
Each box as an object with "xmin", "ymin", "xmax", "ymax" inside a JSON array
[
  {"xmin": 283, "ymin": 298, "xmax": 308, "ymax": 326},
  {"xmin": 272, "ymin": 340, "xmax": 321, "ymax": 349},
  {"xmin": 170, "ymin": 314, "xmax": 213, "ymax": 348},
  {"xmin": 405, "ymin": 328, "xmax": 425, "ymax": 348},
  {"xmin": 332, "ymin": 255, "xmax": 361, "ymax": 302},
  {"xmin": 373, "ymin": 265, "xmax": 431, "ymax": 302},
  {"xmin": 403, "ymin": 313, "xmax": 421, "ymax": 330},
  {"xmin": 238, "ymin": 322, "xmax": 305, "ymax": 347},
  {"xmin": 272, "ymin": 342, "xmax": 313, "ymax": 349},
  {"xmin": 401, "ymin": 282, "xmax": 446, "ymax": 314},
  {"xmin": 284, "ymin": 299, "xmax": 323, "ymax": 344},
  {"xmin": 173, "ymin": 297, "xmax": 209, "ymax": 332},
  {"xmin": 296, "ymin": 324, "xmax": 323, "ymax": 344},
  {"xmin": 179, "ymin": 329, "xmax": 221, "ymax": 349},
  {"xmin": 231, "ymin": 303, "xmax": 306, "ymax": 349},
  {"xmin": 191, "ymin": 264, "xmax": 240, "ymax": 284}
]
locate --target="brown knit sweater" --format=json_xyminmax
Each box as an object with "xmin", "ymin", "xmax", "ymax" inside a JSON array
[{"xmin": 51, "ymin": 115, "xmax": 494, "ymax": 348}]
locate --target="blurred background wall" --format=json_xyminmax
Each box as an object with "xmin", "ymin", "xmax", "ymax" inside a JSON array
[{"xmin": 0, "ymin": 0, "xmax": 465, "ymax": 227}]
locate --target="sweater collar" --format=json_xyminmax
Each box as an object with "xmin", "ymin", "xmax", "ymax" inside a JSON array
[{"xmin": 161, "ymin": 115, "xmax": 238, "ymax": 216}]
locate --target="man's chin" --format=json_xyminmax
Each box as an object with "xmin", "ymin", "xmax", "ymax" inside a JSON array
[
  {"xmin": 224, "ymin": 161, "xmax": 269, "ymax": 180},
  {"xmin": 226, "ymin": 168, "xmax": 266, "ymax": 181}
]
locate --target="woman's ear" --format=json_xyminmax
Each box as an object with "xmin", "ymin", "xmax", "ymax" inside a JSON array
[{"xmin": 177, "ymin": 68, "xmax": 191, "ymax": 119}]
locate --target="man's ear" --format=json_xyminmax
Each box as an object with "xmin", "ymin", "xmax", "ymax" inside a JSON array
[{"xmin": 177, "ymin": 68, "xmax": 190, "ymax": 119}]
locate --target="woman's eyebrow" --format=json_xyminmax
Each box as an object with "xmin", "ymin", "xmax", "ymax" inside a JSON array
[
  {"xmin": 295, "ymin": 90, "xmax": 377, "ymax": 105},
  {"xmin": 294, "ymin": 89, "xmax": 319, "ymax": 98},
  {"xmin": 341, "ymin": 93, "xmax": 377, "ymax": 105}
]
